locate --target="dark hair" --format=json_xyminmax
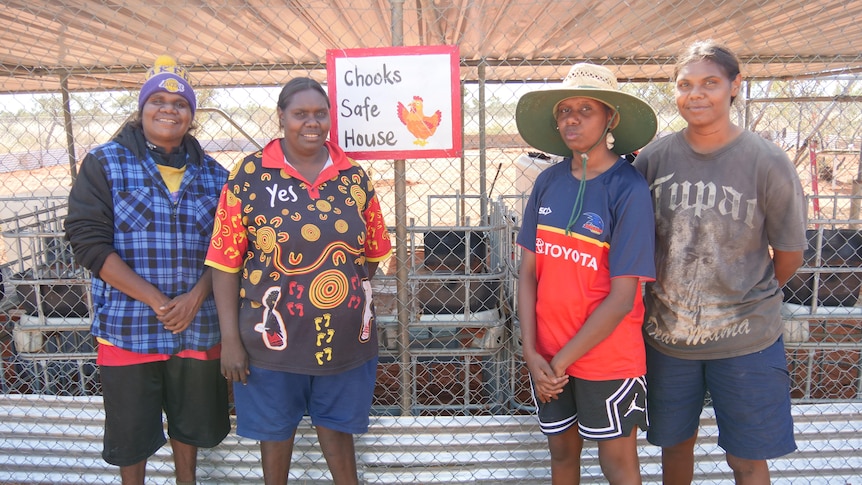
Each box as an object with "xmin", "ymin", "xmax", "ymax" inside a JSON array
[
  {"xmin": 277, "ymin": 77, "xmax": 329, "ymax": 111},
  {"xmin": 674, "ymin": 39, "xmax": 741, "ymax": 104}
]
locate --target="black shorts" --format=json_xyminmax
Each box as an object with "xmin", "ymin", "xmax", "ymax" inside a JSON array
[
  {"xmin": 100, "ymin": 357, "xmax": 230, "ymax": 466},
  {"xmin": 535, "ymin": 375, "xmax": 648, "ymax": 441}
]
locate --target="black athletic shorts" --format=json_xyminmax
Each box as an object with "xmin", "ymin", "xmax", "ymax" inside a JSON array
[
  {"xmin": 100, "ymin": 356, "xmax": 230, "ymax": 466},
  {"xmin": 534, "ymin": 375, "xmax": 648, "ymax": 441}
]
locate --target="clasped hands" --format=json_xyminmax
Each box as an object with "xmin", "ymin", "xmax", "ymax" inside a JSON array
[{"xmin": 524, "ymin": 351, "xmax": 568, "ymax": 404}]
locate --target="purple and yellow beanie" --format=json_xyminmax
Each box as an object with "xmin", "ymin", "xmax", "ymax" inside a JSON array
[{"xmin": 138, "ymin": 55, "xmax": 196, "ymax": 115}]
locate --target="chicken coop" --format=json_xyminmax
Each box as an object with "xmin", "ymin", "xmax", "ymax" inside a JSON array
[{"xmin": 1, "ymin": 197, "xmax": 96, "ymax": 396}]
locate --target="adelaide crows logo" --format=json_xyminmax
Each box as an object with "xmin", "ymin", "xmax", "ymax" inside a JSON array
[{"xmin": 581, "ymin": 212, "xmax": 604, "ymax": 235}]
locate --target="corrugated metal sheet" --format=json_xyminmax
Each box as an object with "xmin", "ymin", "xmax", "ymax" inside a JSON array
[
  {"xmin": 1, "ymin": 0, "xmax": 862, "ymax": 94},
  {"xmin": 1, "ymin": 395, "xmax": 860, "ymax": 484}
]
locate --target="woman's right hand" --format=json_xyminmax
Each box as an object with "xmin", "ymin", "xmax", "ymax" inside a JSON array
[
  {"xmin": 523, "ymin": 350, "xmax": 568, "ymax": 403},
  {"xmin": 221, "ymin": 339, "xmax": 250, "ymax": 385}
]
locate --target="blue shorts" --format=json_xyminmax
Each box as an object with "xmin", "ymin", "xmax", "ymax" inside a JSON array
[
  {"xmin": 645, "ymin": 336, "xmax": 796, "ymax": 460},
  {"xmin": 233, "ymin": 357, "xmax": 378, "ymax": 441}
]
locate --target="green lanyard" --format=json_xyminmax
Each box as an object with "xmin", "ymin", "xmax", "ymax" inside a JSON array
[{"xmin": 564, "ymin": 109, "xmax": 618, "ymax": 236}]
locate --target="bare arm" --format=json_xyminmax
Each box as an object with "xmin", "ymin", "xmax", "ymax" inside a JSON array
[
  {"xmin": 98, "ymin": 252, "xmax": 214, "ymax": 334},
  {"xmin": 773, "ymin": 249, "xmax": 804, "ymax": 287},
  {"xmin": 98, "ymin": 252, "xmax": 170, "ymax": 314},
  {"xmin": 517, "ymin": 250, "xmax": 567, "ymax": 403},
  {"xmin": 212, "ymin": 268, "xmax": 249, "ymax": 383},
  {"xmin": 549, "ymin": 276, "xmax": 640, "ymax": 376},
  {"xmin": 367, "ymin": 261, "xmax": 380, "ymax": 280}
]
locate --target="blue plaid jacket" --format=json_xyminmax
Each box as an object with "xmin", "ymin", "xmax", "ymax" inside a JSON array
[{"xmin": 86, "ymin": 136, "xmax": 227, "ymax": 354}]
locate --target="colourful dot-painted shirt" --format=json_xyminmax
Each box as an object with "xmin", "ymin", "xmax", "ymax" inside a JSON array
[{"xmin": 205, "ymin": 139, "xmax": 392, "ymax": 375}]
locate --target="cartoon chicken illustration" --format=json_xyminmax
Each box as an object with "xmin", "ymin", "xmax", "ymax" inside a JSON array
[{"xmin": 397, "ymin": 96, "xmax": 442, "ymax": 146}]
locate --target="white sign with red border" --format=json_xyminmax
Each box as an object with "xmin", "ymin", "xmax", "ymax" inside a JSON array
[{"xmin": 326, "ymin": 45, "xmax": 461, "ymax": 160}]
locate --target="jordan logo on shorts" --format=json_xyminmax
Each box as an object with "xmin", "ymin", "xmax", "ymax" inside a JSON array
[{"xmin": 624, "ymin": 392, "xmax": 646, "ymax": 417}]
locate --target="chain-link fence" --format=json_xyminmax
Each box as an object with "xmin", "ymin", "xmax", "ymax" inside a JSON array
[{"xmin": 1, "ymin": 1, "xmax": 862, "ymax": 483}]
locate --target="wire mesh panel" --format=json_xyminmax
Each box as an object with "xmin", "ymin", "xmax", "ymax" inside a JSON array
[
  {"xmin": 1, "ymin": 198, "xmax": 97, "ymax": 398},
  {"xmin": 1, "ymin": 0, "xmax": 862, "ymax": 483}
]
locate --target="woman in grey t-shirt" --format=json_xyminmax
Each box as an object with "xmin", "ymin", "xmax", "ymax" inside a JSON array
[{"xmin": 634, "ymin": 40, "xmax": 807, "ymax": 484}]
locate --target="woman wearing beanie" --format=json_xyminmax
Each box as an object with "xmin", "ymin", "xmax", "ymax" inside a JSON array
[
  {"xmin": 515, "ymin": 63, "xmax": 657, "ymax": 484},
  {"xmin": 65, "ymin": 55, "xmax": 229, "ymax": 485}
]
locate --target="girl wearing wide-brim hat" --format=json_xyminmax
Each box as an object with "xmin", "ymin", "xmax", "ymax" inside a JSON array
[{"xmin": 515, "ymin": 63, "xmax": 657, "ymax": 484}]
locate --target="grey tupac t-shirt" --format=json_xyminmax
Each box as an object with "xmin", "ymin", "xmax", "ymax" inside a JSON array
[{"xmin": 634, "ymin": 130, "xmax": 807, "ymax": 359}]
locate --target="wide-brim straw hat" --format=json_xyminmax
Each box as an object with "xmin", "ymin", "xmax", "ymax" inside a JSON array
[{"xmin": 516, "ymin": 63, "xmax": 657, "ymax": 156}]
